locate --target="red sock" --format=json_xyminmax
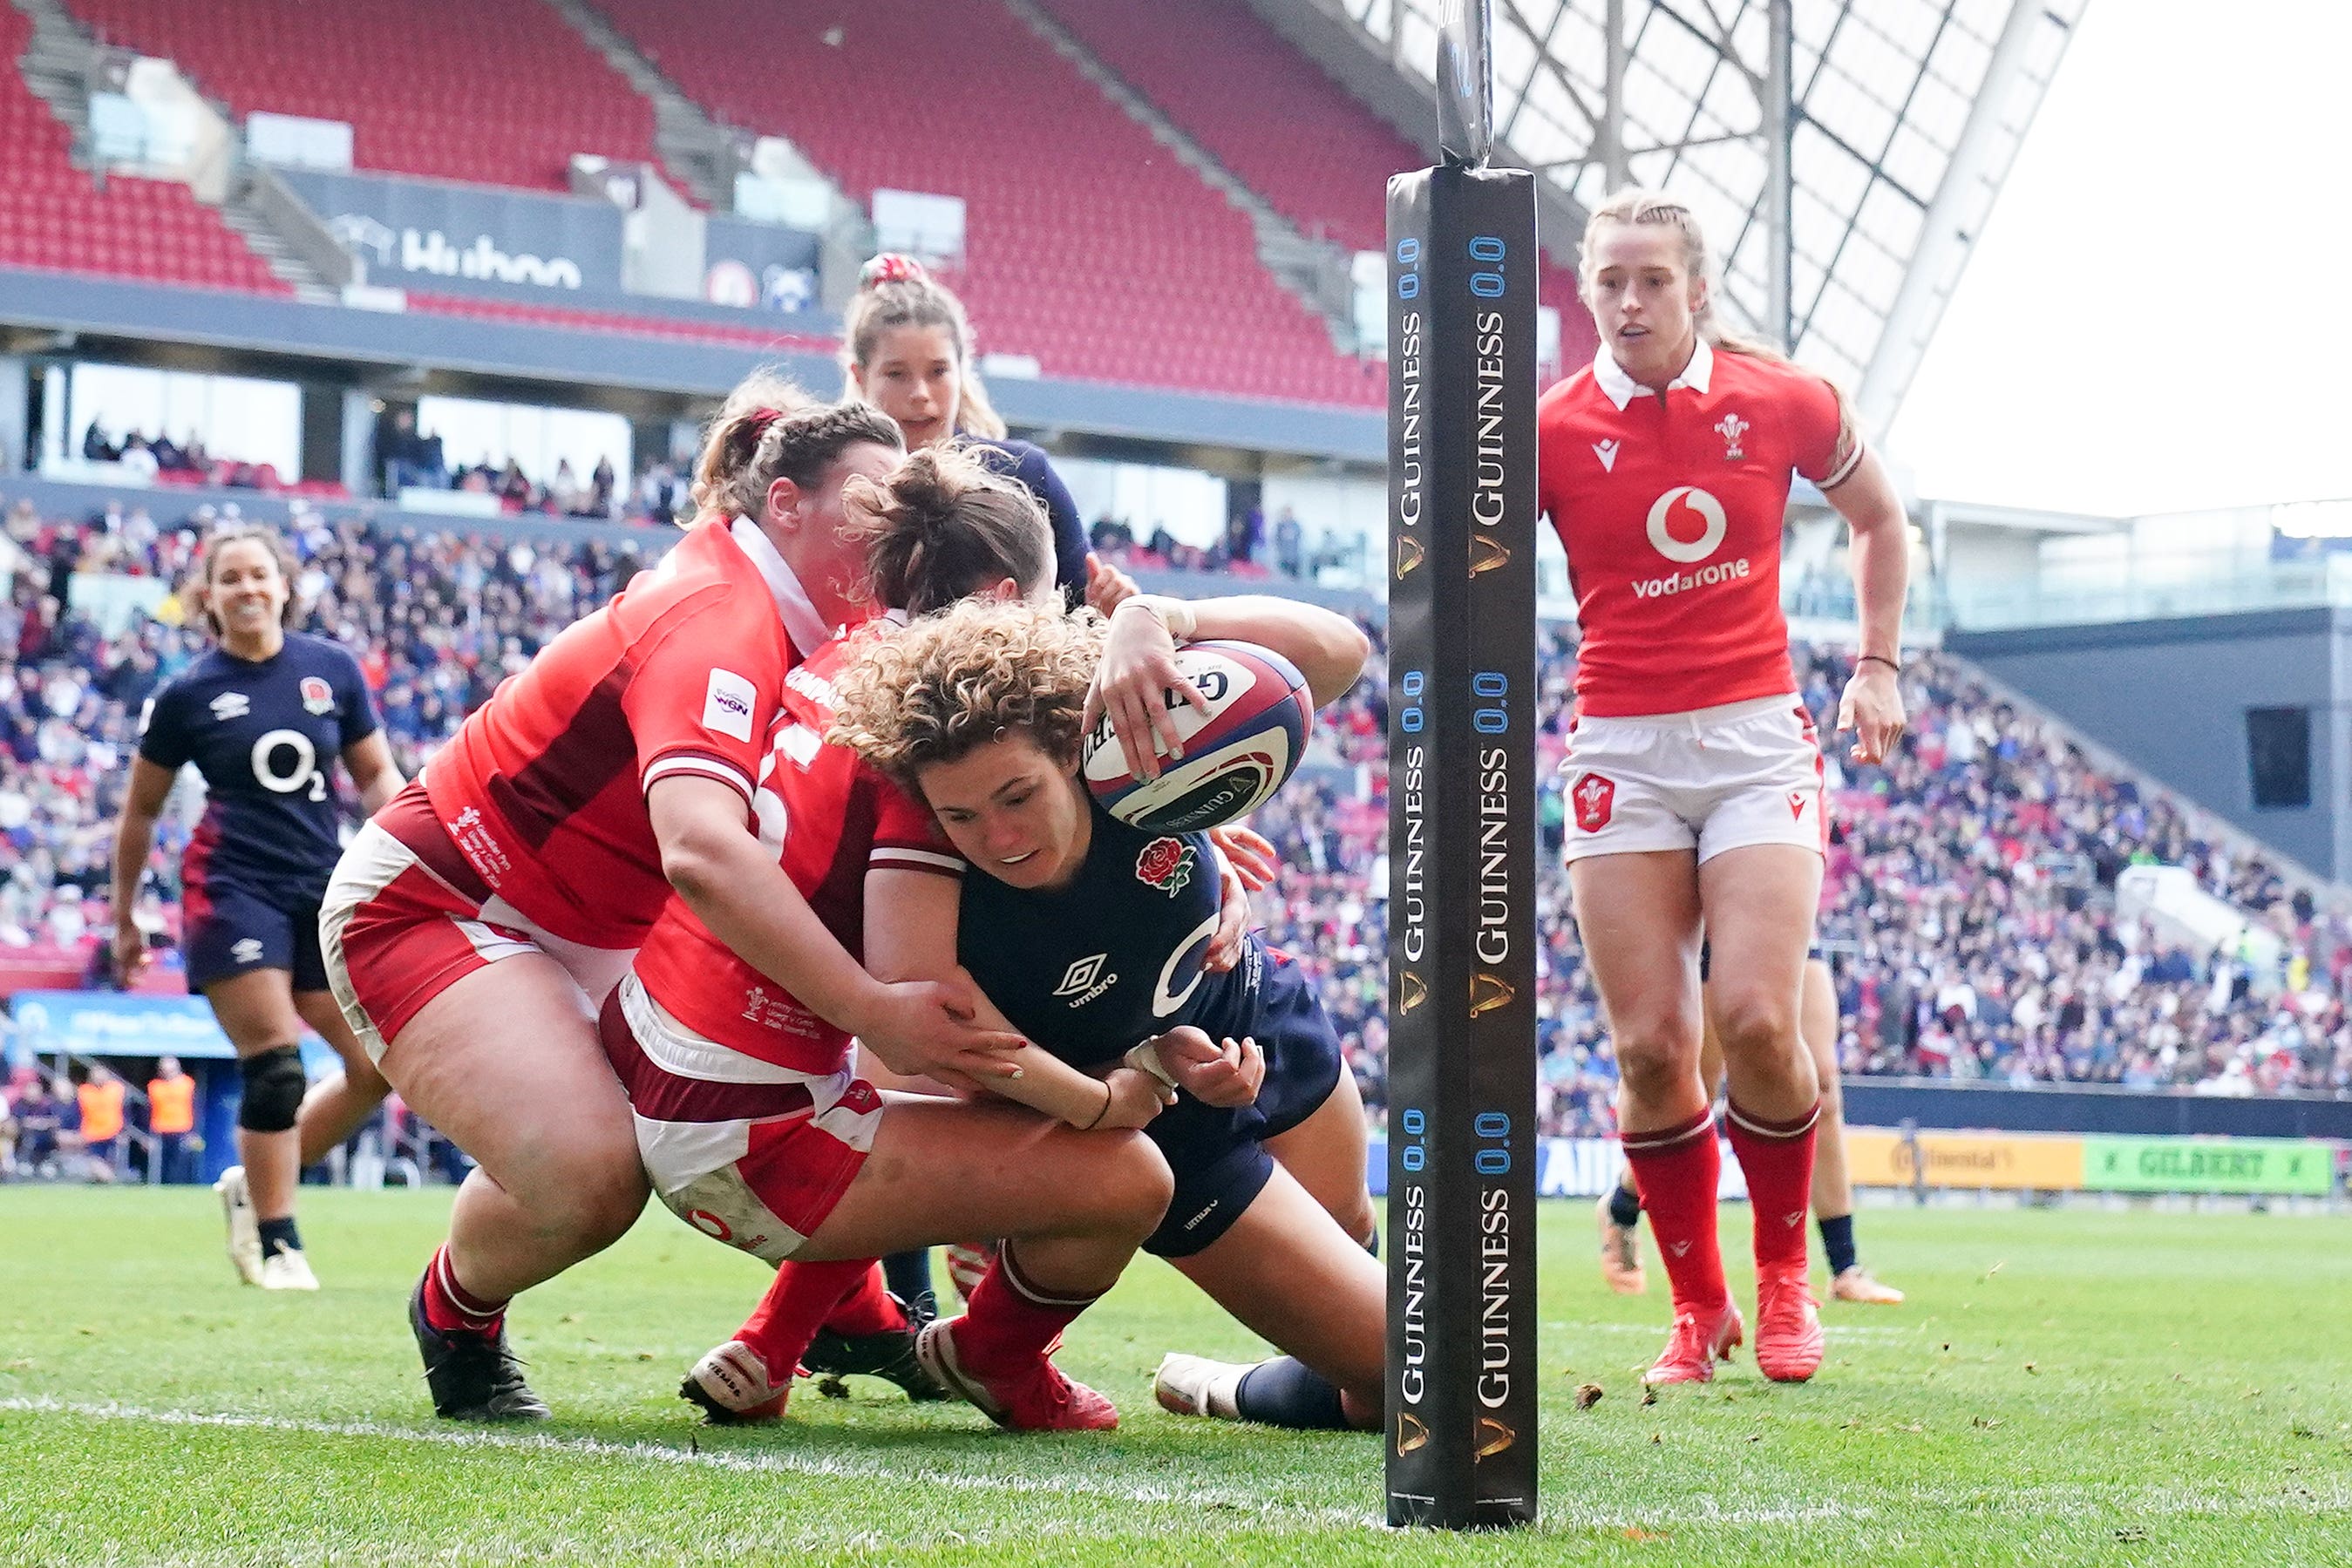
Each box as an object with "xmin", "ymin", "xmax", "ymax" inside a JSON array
[
  {"xmin": 1621, "ymin": 1109, "xmax": 1730, "ymax": 1317},
  {"xmin": 948, "ymin": 1243, "xmax": 1104, "ymax": 1379},
  {"xmin": 738, "ymin": 1258, "xmax": 875, "ymax": 1379},
  {"xmin": 420, "ymin": 1245, "xmax": 506, "ymax": 1335},
  {"xmin": 822, "ymin": 1260, "xmax": 907, "ymax": 1337},
  {"xmin": 1725, "ymin": 1099, "xmax": 1820, "ymax": 1276}
]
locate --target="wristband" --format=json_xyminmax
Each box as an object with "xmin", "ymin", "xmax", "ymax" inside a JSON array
[
  {"xmin": 1118, "ymin": 594, "xmax": 1196, "ymax": 645},
  {"xmin": 1123, "ymin": 1041, "xmax": 1181, "ymax": 1089},
  {"xmin": 1857, "ymin": 653, "xmax": 1900, "ymax": 675},
  {"xmin": 1080, "ymin": 1077, "xmax": 1113, "ymax": 1130}
]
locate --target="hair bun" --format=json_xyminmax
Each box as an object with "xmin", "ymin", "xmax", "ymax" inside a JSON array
[{"xmin": 860, "ymin": 253, "xmax": 928, "ymax": 289}]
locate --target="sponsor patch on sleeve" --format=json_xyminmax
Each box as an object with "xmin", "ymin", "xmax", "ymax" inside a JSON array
[{"xmin": 701, "ymin": 668, "xmax": 758, "ymax": 743}]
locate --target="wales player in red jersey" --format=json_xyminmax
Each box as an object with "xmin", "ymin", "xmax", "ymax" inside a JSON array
[
  {"xmin": 321, "ymin": 382, "xmax": 1025, "ymax": 1422},
  {"xmin": 1539, "ymin": 190, "xmax": 1909, "ymax": 1386},
  {"xmin": 605, "ymin": 449, "xmax": 1179, "ymax": 1432}
]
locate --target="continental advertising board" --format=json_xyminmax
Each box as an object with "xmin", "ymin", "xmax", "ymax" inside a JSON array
[{"xmin": 1844, "ymin": 1130, "xmax": 2087, "ymax": 1191}]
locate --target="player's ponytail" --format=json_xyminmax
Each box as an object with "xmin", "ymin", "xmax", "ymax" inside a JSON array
[
  {"xmin": 192, "ymin": 523, "xmax": 302, "ymax": 636},
  {"xmin": 842, "ymin": 255, "xmax": 1009, "ymax": 443},
  {"xmin": 851, "ymin": 445, "xmax": 1053, "ymax": 616},
  {"xmin": 690, "ymin": 370, "xmax": 903, "ymax": 523}
]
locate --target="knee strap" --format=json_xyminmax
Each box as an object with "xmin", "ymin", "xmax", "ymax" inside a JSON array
[{"xmin": 238, "ymin": 1045, "xmax": 308, "ymax": 1133}]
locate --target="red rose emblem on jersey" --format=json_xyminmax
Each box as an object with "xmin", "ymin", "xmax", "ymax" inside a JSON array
[
  {"xmin": 1571, "ymin": 772, "xmax": 1615, "ymax": 833},
  {"xmin": 299, "ymin": 675, "xmax": 335, "ymax": 715},
  {"xmin": 1135, "ymin": 837, "xmax": 1197, "ymax": 898}
]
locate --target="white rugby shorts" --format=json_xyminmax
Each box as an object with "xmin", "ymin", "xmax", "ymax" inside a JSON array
[
  {"xmin": 599, "ymin": 973, "xmax": 882, "ymax": 1265},
  {"xmin": 1559, "ymin": 694, "xmax": 1826, "ymax": 865}
]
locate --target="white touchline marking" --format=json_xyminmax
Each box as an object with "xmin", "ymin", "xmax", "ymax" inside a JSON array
[
  {"xmin": 0, "ymin": 1397, "xmax": 1380, "ymax": 1527},
  {"xmin": 10, "ymin": 1398, "xmax": 2341, "ymax": 1531}
]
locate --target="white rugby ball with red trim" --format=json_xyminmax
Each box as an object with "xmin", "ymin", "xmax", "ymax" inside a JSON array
[{"xmin": 1081, "ymin": 640, "xmax": 1312, "ymax": 834}]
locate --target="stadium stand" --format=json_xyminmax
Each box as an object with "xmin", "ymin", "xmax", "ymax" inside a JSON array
[
  {"xmin": 6, "ymin": 491, "xmax": 2343, "ymax": 1133},
  {"xmin": 0, "ymin": 6, "xmax": 287, "ymax": 295},
  {"xmin": 1033, "ymin": 0, "xmax": 1597, "ymax": 370},
  {"xmin": 403, "ymin": 292, "xmax": 835, "ymax": 356},
  {"xmin": 62, "ymin": 0, "xmax": 677, "ymax": 197},
  {"xmin": 592, "ymin": 0, "xmax": 1384, "ymax": 406}
]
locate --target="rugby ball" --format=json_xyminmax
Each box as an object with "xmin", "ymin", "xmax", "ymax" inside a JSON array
[{"xmin": 1082, "ymin": 640, "xmax": 1312, "ymax": 833}]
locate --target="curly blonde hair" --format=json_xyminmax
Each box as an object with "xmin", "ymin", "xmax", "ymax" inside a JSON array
[{"xmin": 830, "ymin": 599, "xmax": 1103, "ymax": 791}]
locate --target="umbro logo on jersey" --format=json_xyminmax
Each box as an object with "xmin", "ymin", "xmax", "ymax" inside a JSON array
[
  {"xmin": 1593, "ymin": 438, "xmax": 1621, "ymax": 472},
  {"xmin": 1054, "ymin": 953, "xmax": 1117, "ymax": 1007},
  {"xmin": 229, "ymin": 938, "xmax": 265, "ymax": 966},
  {"xmin": 210, "ymin": 693, "xmax": 251, "ymax": 721}
]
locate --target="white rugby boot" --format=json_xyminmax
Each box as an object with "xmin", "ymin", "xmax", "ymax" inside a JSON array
[
  {"xmin": 215, "ymin": 1166, "xmax": 264, "ymax": 1286},
  {"xmin": 1152, "ymin": 1352, "xmax": 1251, "ymax": 1422},
  {"xmin": 260, "ymin": 1246, "xmax": 321, "ymax": 1292}
]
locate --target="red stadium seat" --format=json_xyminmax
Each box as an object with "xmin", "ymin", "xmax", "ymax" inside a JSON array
[
  {"xmin": 61, "ymin": 0, "xmax": 689, "ymax": 200},
  {"xmin": 1035, "ymin": 0, "xmax": 1597, "ymax": 376},
  {"xmin": 595, "ymin": 0, "xmax": 1383, "ymax": 409},
  {"xmin": 0, "ymin": 10, "xmax": 291, "ymax": 295}
]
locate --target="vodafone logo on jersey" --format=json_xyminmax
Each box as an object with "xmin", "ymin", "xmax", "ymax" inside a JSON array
[
  {"xmin": 1645, "ymin": 486, "xmax": 1727, "ymax": 563},
  {"xmin": 1633, "ymin": 485, "xmax": 1750, "ymax": 600}
]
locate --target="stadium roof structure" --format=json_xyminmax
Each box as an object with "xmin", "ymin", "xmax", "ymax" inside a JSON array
[{"xmin": 1292, "ymin": 0, "xmax": 2084, "ymax": 431}]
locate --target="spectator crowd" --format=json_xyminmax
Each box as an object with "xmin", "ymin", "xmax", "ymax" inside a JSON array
[
  {"xmin": 0, "ymin": 492, "xmax": 2347, "ymax": 1175},
  {"xmin": 376, "ymin": 409, "xmax": 691, "ymax": 526},
  {"xmin": 81, "ymin": 419, "xmax": 304, "ymax": 496}
]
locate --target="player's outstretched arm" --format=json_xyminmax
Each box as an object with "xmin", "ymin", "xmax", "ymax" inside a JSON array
[
  {"xmin": 864, "ymin": 867, "xmax": 1170, "ymax": 1130},
  {"xmin": 1085, "ymin": 595, "xmax": 1372, "ymax": 780},
  {"xmin": 649, "ymin": 775, "xmax": 1027, "ymax": 1091}
]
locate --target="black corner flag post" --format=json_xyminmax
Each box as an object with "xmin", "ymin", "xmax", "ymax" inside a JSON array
[{"xmin": 1383, "ymin": 0, "xmax": 1540, "ymax": 1532}]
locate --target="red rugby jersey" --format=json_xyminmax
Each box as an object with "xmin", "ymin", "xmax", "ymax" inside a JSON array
[
  {"xmin": 629, "ymin": 626, "xmax": 961, "ymax": 1073},
  {"xmin": 1536, "ymin": 340, "xmax": 1861, "ymax": 718},
  {"xmin": 418, "ymin": 519, "xmax": 838, "ymax": 949}
]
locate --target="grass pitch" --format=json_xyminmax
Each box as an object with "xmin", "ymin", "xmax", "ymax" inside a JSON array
[{"xmin": 2, "ymin": 1188, "xmax": 2347, "ymax": 1565}]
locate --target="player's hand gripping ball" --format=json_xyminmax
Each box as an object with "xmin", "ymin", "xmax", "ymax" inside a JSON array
[{"xmin": 1081, "ymin": 641, "xmax": 1312, "ymax": 834}]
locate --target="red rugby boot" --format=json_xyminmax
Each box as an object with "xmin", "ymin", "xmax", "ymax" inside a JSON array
[
  {"xmin": 1755, "ymin": 1267, "xmax": 1826, "ymax": 1383},
  {"xmin": 1642, "ymin": 1300, "xmax": 1743, "ymax": 1388},
  {"xmin": 914, "ymin": 1317, "xmax": 1118, "ymax": 1432}
]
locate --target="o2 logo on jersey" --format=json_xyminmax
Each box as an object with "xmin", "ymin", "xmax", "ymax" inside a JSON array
[
  {"xmin": 1644, "ymin": 486, "xmax": 1728, "ymax": 564},
  {"xmin": 299, "ymin": 676, "xmax": 336, "ymax": 716},
  {"xmin": 1152, "ymin": 910, "xmax": 1223, "ymax": 1019},
  {"xmin": 251, "ymin": 730, "xmax": 327, "ymax": 802}
]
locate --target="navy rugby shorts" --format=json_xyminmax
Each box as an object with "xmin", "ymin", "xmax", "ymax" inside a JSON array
[{"xmin": 1142, "ymin": 948, "xmax": 1346, "ymax": 1259}]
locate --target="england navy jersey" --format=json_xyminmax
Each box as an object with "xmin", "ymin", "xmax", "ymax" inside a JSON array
[
  {"xmin": 137, "ymin": 632, "xmax": 380, "ymax": 901},
  {"xmin": 957, "ymin": 803, "xmax": 1261, "ymax": 1069}
]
